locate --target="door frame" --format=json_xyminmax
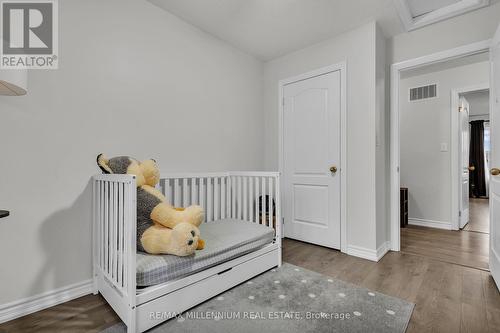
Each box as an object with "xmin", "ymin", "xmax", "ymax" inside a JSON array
[
  {"xmin": 390, "ymin": 40, "xmax": 491, "ymax": 251},
  {"xmin": 451, "ymin": 83, "xmax": 489, "ymax": 230},
  {"xmin": 278, "ymin": 62, "xmax": 347, "ymax": 253}
]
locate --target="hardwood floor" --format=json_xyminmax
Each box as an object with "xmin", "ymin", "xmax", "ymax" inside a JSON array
[
  {"xmin": 464, "ymin": 198, "xmax": 489, "ymax": 234},
  {"xmin": 1, "ymin": 227, "xmax": 499, "ymax": 333},
  {"xmin": 283, "ymin": 236, "xmax": 500, "ymax": 333},
  {"xmin": 0, "ymin": 294, "xmax": 120, "ymax": 333},
  {"xmin": 401, "ymin": 225, "xmax": 489, "ymax": 270}
]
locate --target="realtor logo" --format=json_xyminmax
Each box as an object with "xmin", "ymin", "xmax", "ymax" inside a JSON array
[{"xmin": 1, "ymin": 0, "xmax": 58, "ymax": 69}]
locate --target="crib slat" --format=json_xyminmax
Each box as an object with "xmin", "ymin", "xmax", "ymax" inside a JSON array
[
  {"xmin": 199, "ymin": 178, "xmax": 206, "ymax": 221},
  {"xmin": 112, "ymin": 182, "xmax": 117, "ymax": 279},
  {"xmin": 221, "ymin": 177, "xmax": 226, "ymax": 219},
  {"xmin": 116, "ymin": 182, "xmax": 121, "ymax": 279},
  {"xmin": 118, "ymin": 183, "xmax": 124, "ymax": 287},
  {"xmin": 211, "ymin": 178, "xmax": 215, "ymax": 221},
  {"xmin": 104, "ymin": 182, "xmax": 109, "ymax": 273},
  {"xmin": 182, "ymin": 178, "xmax": 189, "ymax": 206},
  {"xmin": 219, "ymin": 177, "xmax": 223, "ymax": 219},
  {"xmin": 97, "ymin": 181, "xmax": 102, "ymax": 268},
  {"xmin": 162, "ymin": 179, "xmax": 168, "ymax": 203},
  {"xmin": 164, "ymin": 179, "xmax": 171, "ymax": 204},
  {"xmin": 268, "ymin": 177, "xmax": 273, "ymax": 229},
  {"xmin": 231, "ymin": 177, "xmax": 236, "ymax": 219},
  {"xmin": 236, "ymin": 177, "xmax": 241, "ymax": 219},
  {"xmin": 158, "ymin": 179, "xmax": 164, "ymax": 196},
  {"xmin": 214, "ymin": 178, "xmax": 220, "ymax": 220},
  {"xmin": 102, "ymin": 181, "xmax": 106, "ymax": 269},
  {"xmin": 207, "ymin": 178, "xmax": 213, "ymax": 222},
  {"xmin": 191, "ymin": 178, "xmax": 197, "ymax": 205},
  {"xmin": 261, "ymin": 177, "xmax": 267, "ymax": 226},
  {"xmin": 110, "ymin": 182, "xmax": 115, "ymax": 279},
  {"xmin": 243, "ymin": 177, "xmax": 248, "ymax": 221},
  {"xmin": 254, "ymin": 176, "xmax": 259, "ymax": 223},
  {"xmin": 124, "ymin": 186, "xmax": 133, "ymax": 288},
  {"xmin": 249, "ymin": 177, "xmax": 254, "ymax": 222},
  {"xmin": 123, "ymin": 181, "xmax": 129, "ymax": 291},
  {"xmin": 226, "ymin": 177, "xmax": 232, "ymax": 218},
  {"xmin": 97, "ymin": 181, "xmax": 101, "ymax": 268},
  {"xmin": 275, "ymin": 175, "xmax": 282, "ymax": 248},
  {"xmin": 93, "ymin": 180, "xmax": 97, "ymax": 273},
  {"xmin": 174, "ymin": 179, "xmax": 181, "ymax": 207}
]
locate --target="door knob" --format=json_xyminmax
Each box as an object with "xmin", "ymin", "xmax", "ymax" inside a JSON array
[
  {"xmin": 491, "ymin": 168, "xmax": 500, "ymax": 176},
  {"xmin": 330, "ymin": 166, "xmax": 338, "ymax": 174}
]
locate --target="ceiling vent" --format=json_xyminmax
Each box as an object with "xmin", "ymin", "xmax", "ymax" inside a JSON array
[{"xmin": 409, "ymin": 84, "xmax": 437, "ymax": 101}]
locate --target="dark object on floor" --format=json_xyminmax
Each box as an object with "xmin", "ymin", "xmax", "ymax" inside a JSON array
[
  {"xmin": 400, "ymin": 187, "xmax": 408, "ymax": 228},
  {"xmin": 258, "ymin": 195, "xmax": 276, "ymax": 229},
  {"xmin": 258, "ymin": 195, "xmax": 275, "ymax": 216},
  {"xmin": 0, "ymin": 210, "xmax": 9, "ymax": 218}
]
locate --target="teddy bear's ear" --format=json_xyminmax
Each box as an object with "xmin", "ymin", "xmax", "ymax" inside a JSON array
[{"xmin": 97, "ymin": 154, "xmax": 113, "ymax": 174}]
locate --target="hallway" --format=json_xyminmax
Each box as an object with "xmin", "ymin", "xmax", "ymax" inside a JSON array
[
  {"xmin": 464, "ymin": 198, "xmax": 489, "ymax": 234},
  {"xmin": 401, "ymin": 225, "xmax": 489, "ymax": 270}
]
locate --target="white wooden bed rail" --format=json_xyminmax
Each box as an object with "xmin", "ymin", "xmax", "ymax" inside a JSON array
[
  {"xmin": 93, "ymin": 171, "xmax": 281, "ymax": 333},
  {"xmin": 159, "ymin": 171, "xmax": 281, "ymax": 246}
]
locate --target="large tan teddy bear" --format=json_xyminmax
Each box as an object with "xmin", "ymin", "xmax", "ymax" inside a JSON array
[{"xmin": 97, "ymin": 154, "xmax": 205, "ymax": 256}]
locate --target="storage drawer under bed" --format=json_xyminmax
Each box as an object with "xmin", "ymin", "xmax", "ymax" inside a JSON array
[{"xmin": 135, "ymin": 247, "xmax": 280, "ymax": 332}]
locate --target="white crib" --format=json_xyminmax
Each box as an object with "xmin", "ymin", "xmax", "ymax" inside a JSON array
[{"xmin": 92, "ymin": 172, "xmax": 281, "ymax": 333}]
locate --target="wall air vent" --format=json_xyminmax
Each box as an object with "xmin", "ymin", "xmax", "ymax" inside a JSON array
[{"xmin": 409, "ymin": 84, "xmax": 437, "ymax": 101}]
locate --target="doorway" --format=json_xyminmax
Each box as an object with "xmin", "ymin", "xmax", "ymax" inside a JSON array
[
  {"xmin": 460, "ymin": 89, "xmax": 491, "ymax": 234},
  {"xmin": 392, "ymin": 46, "xmax": 491, "ymax": 270},
  {"xmin": 390, "ymin": 40, "xmax": 492, "ymax": 252},
  {"xmin": 279, "ymin": 63, "xmax": 347, "ymax": 252}
]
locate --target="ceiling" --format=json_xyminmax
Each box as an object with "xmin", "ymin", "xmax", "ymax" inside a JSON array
[
  {"xmin": 462, "ymin": 90, "xmax": 490, "ymax": 116},
  {"xmin": 149, "ymin": 0, "xmax": 402, "ymax": 60},
  {"xmin": 148, "ymin": 0, "xmax": 493, "ymax": 61}
]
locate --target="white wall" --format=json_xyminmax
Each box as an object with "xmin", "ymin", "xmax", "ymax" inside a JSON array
[
  {"xmin": 0, "ymin": 0, "xmax": 264, "ymax": 305},
  {"xmin": 263, "ymin": 22, "xmax": 381, "ymax": 252},
  {"xmin": 400, "ymin": 61, "xmax": 489, "ymax": 225},
  {"xmin": 388, "ymin": 1, "xmax": 500, "ymax": 64}
]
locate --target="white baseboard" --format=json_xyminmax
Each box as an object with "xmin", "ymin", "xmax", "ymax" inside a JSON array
[
  {"xmin": 0, "ymin": 279, "xmax": 93, "ymax": 324},
  {"xmin": 376, "ymin": 241, "xmax": 391, "ymax": 260},
  {"xmin": 408, "ymin": 218, "xmax": 452, "ymax": 230},
  {"xmin": 347, "ymin": 241, "xmax": 391, "ymax": 262}
]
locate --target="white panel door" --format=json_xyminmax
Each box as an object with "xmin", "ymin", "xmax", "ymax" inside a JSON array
[
  {"xmin": 283, "ymin": 70, "xmax": 341, "ymax": 249},
  {"xmin": 490, "ymin": 24, "xmax": 500, "ymax": 289},
  {"xmin": 459, "ymin": 97, "xmax": 470, "ymax": 228}
]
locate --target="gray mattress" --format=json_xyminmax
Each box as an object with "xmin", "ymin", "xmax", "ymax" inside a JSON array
[{"xmin": 136, "ymin": 219, "xmax": 275, "ymax": 287}]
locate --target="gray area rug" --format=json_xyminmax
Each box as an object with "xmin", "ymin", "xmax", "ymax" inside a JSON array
[{"xmin": 102, "ymin": 263, "xmax": 414, "ymax": 333}]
